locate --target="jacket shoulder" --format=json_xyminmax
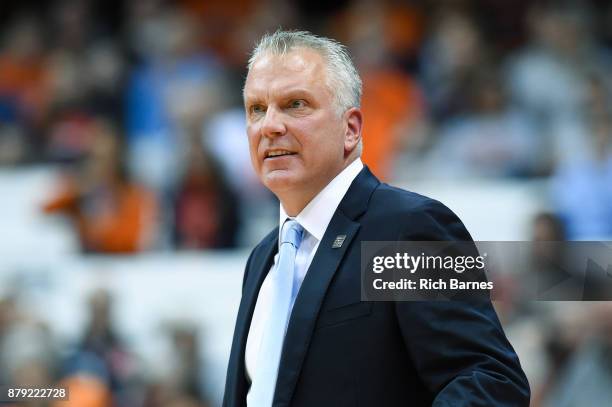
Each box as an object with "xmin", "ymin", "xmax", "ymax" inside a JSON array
[
  {"xmin": 367, "ymin": 183, "xmax": 473, "ymax": 241},
  {"xmin": 370, "ymin": 183, "xmax": 447, "ymax": 215}
]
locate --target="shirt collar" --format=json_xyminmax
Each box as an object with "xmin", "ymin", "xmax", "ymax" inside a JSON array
[{"xmin": 279, "ymin": 158, "xmax": 364, "ymax": 242}]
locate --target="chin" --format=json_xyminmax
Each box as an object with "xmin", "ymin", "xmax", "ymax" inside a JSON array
[{"xmin": 262, "ymin": 170, "xmax": 303, "ymax": 193}]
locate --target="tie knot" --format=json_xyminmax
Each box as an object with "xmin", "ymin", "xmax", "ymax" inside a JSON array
[{"xmin": 281, "ymin": 220, "xmax": 303, "ymax": 248}]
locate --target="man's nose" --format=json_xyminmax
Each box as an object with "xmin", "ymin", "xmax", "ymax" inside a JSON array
[{"xmin": 260, "ymin": 106, "xmax": 286, "ymax": 138}]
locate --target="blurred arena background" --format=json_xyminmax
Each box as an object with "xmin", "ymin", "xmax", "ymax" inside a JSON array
[{"xmin": 1, "ymin": 0, "xmax": 612, "ymax": 406}]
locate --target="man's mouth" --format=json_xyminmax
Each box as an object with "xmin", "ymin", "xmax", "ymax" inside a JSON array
[{"xmin": 265, "ymin": 150, "xmax": 297, "ymax": 159}]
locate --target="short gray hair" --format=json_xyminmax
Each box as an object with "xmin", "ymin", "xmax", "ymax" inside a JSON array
[{"xmin": 246, "ymin": 30, "xmax": 362, "ymax": 114}]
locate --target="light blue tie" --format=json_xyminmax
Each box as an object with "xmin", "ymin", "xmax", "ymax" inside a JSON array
[{"xmin": 247, "ymin": 220, "xmax": 303, "ymax": 407}]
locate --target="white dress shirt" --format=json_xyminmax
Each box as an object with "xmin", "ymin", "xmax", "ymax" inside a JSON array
[{"xmin": 245, "ymin": 158, "xmax": 364, "ymax": 386}]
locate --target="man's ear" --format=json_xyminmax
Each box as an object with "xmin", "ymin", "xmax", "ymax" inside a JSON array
[{"xmin": 344, "ymin": 107, "xmax": 363, "ymax": 154}]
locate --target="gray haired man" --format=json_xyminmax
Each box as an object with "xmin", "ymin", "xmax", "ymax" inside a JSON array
[{"xmin": 223, "ymin": 30, "xmax": 529, "ymax": 407}]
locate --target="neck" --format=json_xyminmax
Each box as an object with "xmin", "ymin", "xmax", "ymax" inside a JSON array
[
  {"xmin": 278, "ymin": 185, "xmax": 323, "ymax": 217},
  {"xmin": 278, "ymin": 156, "xmax": 358, "ymax": 216}
]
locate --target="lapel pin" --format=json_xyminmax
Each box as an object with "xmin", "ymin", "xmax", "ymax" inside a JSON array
[{"xmin": 332, "ymin": 235, "xmax": 346, "ymax": 249}]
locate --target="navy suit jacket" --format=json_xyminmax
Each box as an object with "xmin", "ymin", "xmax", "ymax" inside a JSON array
[{"xmin": 223, "ymin": 167, "xmax": 530, "ymax": 406}]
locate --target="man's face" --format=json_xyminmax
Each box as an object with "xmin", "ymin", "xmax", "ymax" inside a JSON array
[{"xmin": 243, "ymin": 49, "xmax": 349, "ymax": 200}]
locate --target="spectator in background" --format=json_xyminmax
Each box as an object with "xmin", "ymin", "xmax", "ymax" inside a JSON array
[
  {"xmin": 172, "ymin": 137, "xmax": 240, "ymax": 249},
  {"xmin": 538, "ymin": 303, "xmax": 612, "ymax": 407},
  {"xmin": 551, "ymin": 70, "xmax": 612, "ymax": 240},
  {"xmin": 419, "ymin": 6, "xmax": 489, "ymax": 122},
  {"xmin": 125, "ymin": 4, "xmax": 226, "ymax": 193},
  {"xmin": 532, "ymin": 212, "xmax": 567, "ymax": 242},
  {"xmin": 142, "ymin": 323, "xmax": 211, "ymax": 407},
  {"xmin": 424, "ymin": 66, "xmax": 539, "ymax": 178},
  {"xmin": 359, "ymin": 69, "xmax": 424, "ymax": 181},
  {"xmin": 0, "ymin": 293, "xmax": 59, "ymax": 403},
  {"xmin": 59, "ymin": 289, "xmax": 137, "ymax": 407},
  {"xmin": 528, "ymin": 212, "xmax": 577, "ymax": 301},
  {"xmin": 43, "ymin": 118, "xmax": 158, "ymax": 253},
  {"xmin": 41, "ymin": 0, "xmax": 124, "ymax": 163},
  {"xmin": 506, "ymin": 1, "xmax": 612, "ymax": 170},
  {"xmin": 170, "ymin": 325, "xmax": 208, "ymax": 403},
  {"xmin": 331, "ymin": 0, "xmax": 426, "ymax": 181},
  {"xmin": 507, "ymin": 1, "xmax": 610, "ymax": 118},
  {"xmin": 0, "ymin": 15, "xmax": 49, "ymax": 164},
  {"xmin": 551, "ymin": 111, "xmax": 612, "ymax": 240}
]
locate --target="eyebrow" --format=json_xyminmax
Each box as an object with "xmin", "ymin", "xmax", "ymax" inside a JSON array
[
  {"xmin": 280, "ymin": 88, "xmax": 315, "ymax": 99},
  {"xmin": 245, "ymin": 87, "xmax": 316, "ymax": 104}
]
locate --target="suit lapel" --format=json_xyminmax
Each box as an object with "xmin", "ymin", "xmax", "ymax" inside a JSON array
[
  {"xmin": 273, "ymin": 167, "xmax": 380, "ymax": 406},
  {"xmin": 225, "ymin": 229, "xmax": 278, "ymax": 407}
]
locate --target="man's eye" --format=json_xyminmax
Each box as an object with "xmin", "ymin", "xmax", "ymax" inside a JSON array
[
  {"xmin": 290, "ymin": 100, "xmax": 306, "ymax": 109},
  {"xmin": 250, "ymin": 105, "xmax": 265, "ymax": 114}
]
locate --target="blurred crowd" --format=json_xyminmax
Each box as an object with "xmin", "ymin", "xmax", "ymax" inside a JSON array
[
  {"xmin": 0, "ymin": 288, "xmax": 213, "ymax": 407},
  {"xmin": 2, "ymin": 0, "xmax": 612, "ymax": 405},
  {"xmin": 2, "ymin": 0, "xmax": 612, "ymax": 250}
]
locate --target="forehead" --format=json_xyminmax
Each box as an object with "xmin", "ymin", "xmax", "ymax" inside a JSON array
[{"xmin": 244, "ymin": 48, "xmax": 330, "ymax": 100}]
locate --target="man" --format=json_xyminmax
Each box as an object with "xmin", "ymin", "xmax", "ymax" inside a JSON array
[{"xmin": 223, "ymin": 30, "xmax": 529, "ymax": 406}]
